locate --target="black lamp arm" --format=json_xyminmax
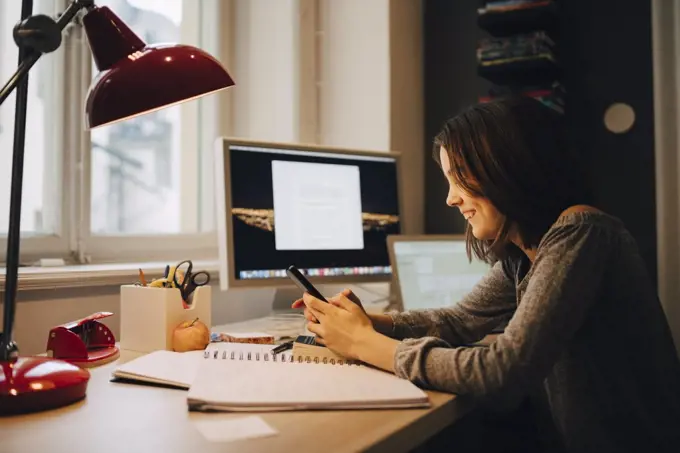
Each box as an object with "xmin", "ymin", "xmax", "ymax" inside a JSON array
[{"xmin": 0, "ymin": 0, "xmax": 94, "ymax": 362}]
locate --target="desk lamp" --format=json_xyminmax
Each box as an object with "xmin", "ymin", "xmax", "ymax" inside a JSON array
[{"xmin": 0, "ymin": 0, "xmax": 234, "ymax": 415}]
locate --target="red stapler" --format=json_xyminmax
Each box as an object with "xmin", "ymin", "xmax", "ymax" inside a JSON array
[{"xmin": 46, "ymin": 312, "xmax": 120, "ymax": 368}]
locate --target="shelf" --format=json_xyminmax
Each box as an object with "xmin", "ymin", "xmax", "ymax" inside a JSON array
[
  {"xmin": 477, "ymin": 55, "xmax": 560, "ymax": 87},
  {"xmin": 478, "ymin": 1, "xmax": 558, "ymax": 37},
  {"xmin": 480, "ymin": 88, "xmax": 554, "ymax": 101},
  {"xmin": 480, "ymin": 89, "xmax": 564, "ymax": 114}
]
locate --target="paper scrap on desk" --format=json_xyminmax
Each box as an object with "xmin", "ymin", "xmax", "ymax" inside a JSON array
[{"xmin": 193, "ymin": 416, "xmax": 278, "ymax": 443}]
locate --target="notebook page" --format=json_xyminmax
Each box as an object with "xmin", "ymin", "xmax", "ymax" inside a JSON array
[
  {"xmin": 188, "ymin": 358, "xmax": 429, "ymax": 411},
  {"xmin": 113, "ymin": 350, "xmax": 204, "ymax": 388}
]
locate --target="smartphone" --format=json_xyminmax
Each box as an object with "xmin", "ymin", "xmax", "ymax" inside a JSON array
[{"xmin": 286, "ymin": 265, "xmax": 328, "ymax": 302}]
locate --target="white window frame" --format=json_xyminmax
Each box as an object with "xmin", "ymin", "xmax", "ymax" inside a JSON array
[
  {"xmin": 2, "ymin": 0, "xmax": 324, "ymax": 266},
  {"xmin": 652, "ymin": 0, "xmax": 680, "ymax": 351},
  {"xmin": 78, "ymin": 0, "xmax": 224, "ymax": 263},
  {"xmin": 0, "ymin": 0, "xmax": 73, "ymax": 264}
]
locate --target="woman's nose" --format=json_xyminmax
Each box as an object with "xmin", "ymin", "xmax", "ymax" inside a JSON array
[{"xmin": 446, "ymin": 188, "xmax": 462, "ymax": 207}]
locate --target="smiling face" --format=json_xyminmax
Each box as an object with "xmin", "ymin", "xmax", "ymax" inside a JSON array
[
  {"xmin": 439, "ymin": 146, "xmax": 505, "ymax": 241},
  {"xmin": 433, "ymin": 96, "xmax": 592, "ymax": 262}
]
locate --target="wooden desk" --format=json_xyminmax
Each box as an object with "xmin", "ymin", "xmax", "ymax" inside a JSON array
[{"xmin": 1, "ymin": 349, "xmax": 473, "ymax": 453}]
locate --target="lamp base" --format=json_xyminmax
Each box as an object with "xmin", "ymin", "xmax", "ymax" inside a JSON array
[
  {"xmin": 0, "ymin": 356, "xmax": 90, "ymax": 416},
  {"xmin": 62, "ymin": 346, "xmax": 120, "ymax": 369}
]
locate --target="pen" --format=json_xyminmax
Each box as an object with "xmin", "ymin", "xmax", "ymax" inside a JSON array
[
  {"xmin": 138, "ymin": 268, "xmax": 147, "ymax": 287},
  {"xmin": 271, "ymin": 341, "xmax": 293, "ymax": 355},
  {"xmin": 163, "ymin": 265, "xmax": 171, "ymax": 288}
]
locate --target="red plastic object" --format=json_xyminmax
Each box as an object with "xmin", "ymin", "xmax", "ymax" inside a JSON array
[
  {"xmin": 82, "ymin": 6, "xmax": 235, "ymax": 128},
  {"xmin": 46, "ymin": 312, "xmax": 120, "ymax": 368},
  {"xmin": 0, "ymin": 356, "xmax": 90, "ymax": 415}
]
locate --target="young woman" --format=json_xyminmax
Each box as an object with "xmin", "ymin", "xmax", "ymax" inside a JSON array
[{"xmin": 292, "ymin": 96, "xmax": 680, "ymax": 452}]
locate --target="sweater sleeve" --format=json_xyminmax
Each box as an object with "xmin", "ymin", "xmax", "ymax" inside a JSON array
[
  {"xmin": 393, "ymin": 220, "xmax": 612, "ymax": 398},
  {"xmin": 388, "ymin": 260, "xmax": 517, "ymax": 346}
]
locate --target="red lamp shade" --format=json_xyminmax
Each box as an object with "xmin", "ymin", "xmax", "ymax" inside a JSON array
[{"xmin": 82, "ymin": 6, "xmax": 235, "ymax": 129}]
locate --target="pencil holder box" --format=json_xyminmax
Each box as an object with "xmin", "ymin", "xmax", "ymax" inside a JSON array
[{"xmin": 119, "ymin": 285, "xmax": 212, "ymax": 353}]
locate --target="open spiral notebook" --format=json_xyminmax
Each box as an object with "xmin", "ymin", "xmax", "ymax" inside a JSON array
[
  {"xmin": 189, "ymin": 343, "xmax": 430, "ymax": 412},
  {"xmin": 113, "ymin": 343, "xmax": 429, "ymax": 411}
]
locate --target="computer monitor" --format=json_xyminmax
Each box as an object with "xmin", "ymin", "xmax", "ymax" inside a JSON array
[
  {"xmin": 215, "ymin": 138, "xmax": 403, "ymax": 290},
  {"xmin": 387, "ymin": 235, "xmax": 491, "ymax": 310}
]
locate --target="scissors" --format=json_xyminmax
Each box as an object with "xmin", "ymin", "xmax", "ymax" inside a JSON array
[{"xmin": 172, "ymin": 260, "xmax": 211, "ymax": 302}]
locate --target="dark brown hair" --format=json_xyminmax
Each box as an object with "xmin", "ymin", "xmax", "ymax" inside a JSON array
[{"xmin": 433, "ymin": 95, "xmax": 593, "ymax": 263}]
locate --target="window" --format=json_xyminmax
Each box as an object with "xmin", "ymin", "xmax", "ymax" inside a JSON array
[
  {"xmin": 0, "ymin": 0, "xmax": 222, "ymax": 264},
  {"xmin": 90, "ymin": 0, "xmax": 191, "ymax": 235},
  {"xmin": 0, "ymin": 0, "xmax": 62, "ymax": 237},
  {"xmin": 1, "ymin": 0, "xmax": 326, "ymax": 265},
  {"xmin": 81, "ymin": 0, "xmax": 221, "ymax": 262}
]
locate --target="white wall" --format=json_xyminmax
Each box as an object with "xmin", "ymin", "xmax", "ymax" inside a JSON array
[
  {"xmin": 232, "ymin": 0, "xmax": 299, "ymax": 141},
  {"xmin": 652, "ymin": 0, "xmax": 680, "ymax": 353},
  {"xmin": 320, "ymin": 0, "xmax": 424, "ymax": 234},
  {"xmin": 389, "ymin": 0, "xmax": 425, "ymax": 234},
  {"xmin": 320, "ymin": 0, "xmax": 391, "ymax": 150}
]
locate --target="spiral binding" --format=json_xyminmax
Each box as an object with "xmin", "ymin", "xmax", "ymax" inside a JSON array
[{"xmin": 203, "ymin": 349, "xmax": 354, "ymax": 365}]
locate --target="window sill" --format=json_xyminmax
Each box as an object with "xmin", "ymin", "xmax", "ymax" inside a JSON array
[{"xmin": 0, "ymin": 260, "xmax": 220, "ymax": 291}]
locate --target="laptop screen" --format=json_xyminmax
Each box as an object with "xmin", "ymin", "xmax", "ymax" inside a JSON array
[{"xmin": 392, "ymin": 239, "xmax": 491, "ymax": 310}]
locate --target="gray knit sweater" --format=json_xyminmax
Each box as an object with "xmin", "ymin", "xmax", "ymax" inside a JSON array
[{"xmin": 390, "ymin": 212, "xmax": 680, "ymax": 452}]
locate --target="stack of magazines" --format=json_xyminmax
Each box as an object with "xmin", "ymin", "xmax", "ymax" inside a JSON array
[
  {"xmin": 477, "ymin": 31, "xmax": 555, "ymax": 67},
  {"xmin": 478, "ymin": 0, "xmax": 549, "ymax": 15},
  {"xmin": 480, "ymin": 83, "xmax": 565, "ymax": 114},
  {"xmin": 476, "ymin": 0, "xmax": 562, "ymax": 111}
]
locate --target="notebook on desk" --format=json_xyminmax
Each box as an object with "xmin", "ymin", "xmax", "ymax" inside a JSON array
[
  {"xmin": 112, "ymin": 349, "xmax": 204, "ymax": 389},
  {"xmin": 187, "ymin": 343, "xmax": 430, "ymax": 412}
]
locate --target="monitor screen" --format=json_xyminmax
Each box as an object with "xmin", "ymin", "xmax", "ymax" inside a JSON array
[
  {"xmin": 390, "ymin": 237, "xmax": 490, "ymax": 310},
  {"xmin": 216, "ymin": 139, "xmax": 402, "ymax": 287}
]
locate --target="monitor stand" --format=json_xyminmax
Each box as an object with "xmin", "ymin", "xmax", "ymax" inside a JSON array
[
  {"xmin": 268, "ymin": 287, "xmax": 308, "ymax": 339},
  {"xmin": 385, "ymin": 281, "xmax": 401, "ymax": 311},
  {"xmin": 269, "ymin": 284, "xmax": 344, "ymax": 313},
  {"xmin": 270, "ymin": 287, "xmax": 305, "ymax": 314}
]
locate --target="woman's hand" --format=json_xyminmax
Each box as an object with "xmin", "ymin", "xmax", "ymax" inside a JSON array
[
  {"xmin": 291, "ymin": 289, "xmax": 399, "ymax": 370},
  {"xmin": 298, "ymin": 291, "xmax": 375, "ymax": 360},
  {"xmin": 291, "ymin": 288, "xmax": 364, "ymax": 323},
  {"xmin": 292, "ymin": 289, "xmax": 395, "ymax": 337}
]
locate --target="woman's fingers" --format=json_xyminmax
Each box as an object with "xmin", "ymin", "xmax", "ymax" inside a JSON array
[
  {"xmin": 305, "ymin": 309, "xmax": 318, "ymax": 323},
  {"xmin": 292, "ymin": 298, "xmax": 317, "ymax": 321},
  {"xmin": 307, "ymin": 306, "xmax": 325, "ymax": 321},
  {"xmin": 303, "ymin": 293, "xmax": 332, "ymax": 316},
  {"xmin": 328, "ymin": 293, "xmax": 357, "ymax": 312},
  {"xmin": 342, "ymin": 289, "xmax": 362, "ymax": 306},
  {"xmin": 294, "ymin": 290, "xmax": 359, "ymax": 310},
  {"xmin": 307, "ymin": 322, "xmax": 323, "ymax": 337}
]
